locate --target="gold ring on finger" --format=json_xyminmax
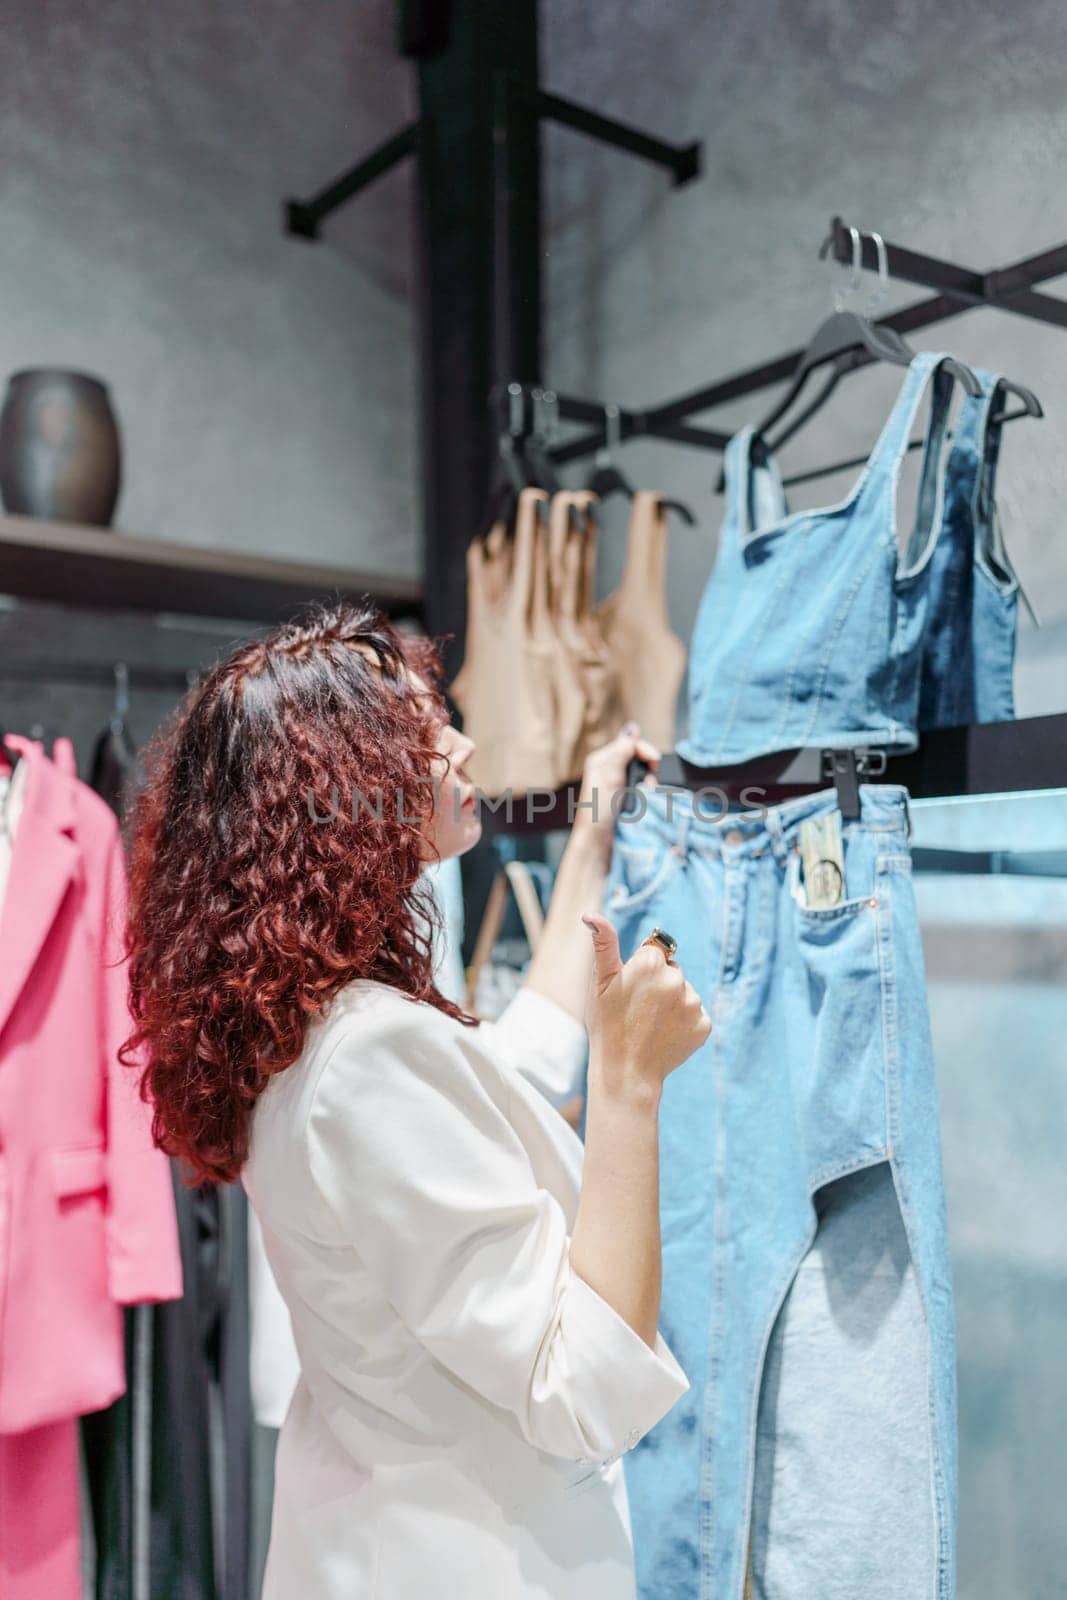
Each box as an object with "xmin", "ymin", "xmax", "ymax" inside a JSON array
[{"xmin": 642, "ymin": 926, "xmax": 678, "ymax": 962}]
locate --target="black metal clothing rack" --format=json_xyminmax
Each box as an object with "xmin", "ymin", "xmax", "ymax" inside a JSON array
[
  {"xmin": 538, "ymin": 215, "xmax": 1067, "ymax": 468},
  {"xmin": 283, "ymin": 4, "xmax": 704, "ymax": 667},
  {"xmin": 471, "ymin": 216, "xmax": 1067, "ymax": 826},
  {"xmin": 284, "ymin": 82, "xmax": 700, "ymax": 243},
  {"xmin": 475, "ymin": 715, "xmax": 1067, "ymax": 839},
  {"xmin": 285, "ymin": 27, "xmax": 1067, "ymax": 826}
]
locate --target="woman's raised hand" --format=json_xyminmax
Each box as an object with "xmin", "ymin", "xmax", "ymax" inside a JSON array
[{"xmin": 581, "ymin": 912, "xmax": 712, "ymax": 1098}]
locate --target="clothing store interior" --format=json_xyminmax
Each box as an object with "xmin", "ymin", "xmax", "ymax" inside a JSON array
[{"xmin": 2, "ymin": 3, "xmax": 1066, "ymax": 1599}]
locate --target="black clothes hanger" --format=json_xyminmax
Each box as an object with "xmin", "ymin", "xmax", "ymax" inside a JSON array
[
  {"xmin": 584, "ymin": 404, "xmax": 697, "ymax": 525},
  {"xmin": 762, "ymin": 313, "xmax": 981, "ymax": 452},
  {"xmin": 481, "ymin": 384, "xmax": 533, "ymax": 538},
  {"xmin": 716, "ymin": 228, "xmax": 982, "ymax": 491},
  {"xmin": 481, "ymin": 386, "xmax": 571, "ymax": 536},
  {"xmin": 522, "ymin": 389, "xmax": 563, "ymax": 496},
  {"xmin": 584, "ymin": 404, "xmax": 635, "ymax": 502},
  {"xmin": 989, "ymin": 377, "xmax": 1043, "ymax": 424},
  {"xmin": 660, "ymin": 495, "xmax": 697, "ymax": 526},
  {"xmin": 90, "ymin": 663, "xmax": 138, "ymax": 818}
]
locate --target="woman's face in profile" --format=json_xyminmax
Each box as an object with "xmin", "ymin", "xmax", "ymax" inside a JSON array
[{"xmin": 410, "ymin": 671, "xmax": 482, "ymax": 863}]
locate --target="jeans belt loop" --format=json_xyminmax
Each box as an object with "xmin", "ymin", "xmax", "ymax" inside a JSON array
[
  {"xmin": 902, "ymin": 788, "xmax": 913, "ymax": 842},
  {"xmin": 766, "ymin": 807, "xmax": 789, "ymax": 867},
  {"xmin": 674, "ymin": 808, "xmax": 691, "ymax": 861}
]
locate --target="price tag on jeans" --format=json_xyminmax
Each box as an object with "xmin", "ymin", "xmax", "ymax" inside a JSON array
[{"xmin": 798, "ymin": 812, "xmax": 845, "ymax": 908}]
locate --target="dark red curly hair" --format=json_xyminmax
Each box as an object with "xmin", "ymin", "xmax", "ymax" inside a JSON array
[{"xmin": 120, "ymin": 598, "xmax": 479, "ymax": 1185}]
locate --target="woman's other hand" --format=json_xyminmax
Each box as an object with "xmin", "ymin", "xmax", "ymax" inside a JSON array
[{"xmin": 574, "ymin": 721, "xmax": 661, "ymax": 863}]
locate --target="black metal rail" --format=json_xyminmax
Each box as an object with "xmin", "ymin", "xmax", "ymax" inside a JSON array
[
  {"xmin": 541, "ymin": 215, "xmax": 1067, "ymax": 466},
  {"xmin": 476, "ymin": 714, "xmax": 1067, "ymax": 837}
]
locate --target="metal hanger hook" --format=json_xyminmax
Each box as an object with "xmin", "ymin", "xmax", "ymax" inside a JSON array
[
  {"xmin": 604, "ymin": 402, "xmax": 622, "ymax": 457},
  {"xmin": 111, "ymin": 661, "xmax": 130, "ymax": 732},
  {"xmin": 864, "ymin": 231, "xmax": 889, "ymax": 316},
  {"xmin": 506, "ymin": 381, "xmax": 524, "ymax": 438},
  {"xmin": 832, "ymin": 225, "xmax": 863, "ymax": 312}
]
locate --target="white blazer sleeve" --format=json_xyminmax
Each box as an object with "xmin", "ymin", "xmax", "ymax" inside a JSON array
[
  {"xmin": 305, "ymin": 1002, "xmax": 689, "ymax": 1466},
  {"xmin": 481, "ymin": 983, "xmax": 588, "ymax": 1105}
]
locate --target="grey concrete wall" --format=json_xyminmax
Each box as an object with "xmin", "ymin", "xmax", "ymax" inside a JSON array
[
  {"xmin": 0, "ymin": 0, "xmax": 417, "ymax": 576},
  {"xmin": 543, "ymin": 0, "xmax": 1067, "ymax": 726}
]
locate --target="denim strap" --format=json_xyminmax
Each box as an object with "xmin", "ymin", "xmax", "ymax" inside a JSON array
[
  {"xmin": 723, "ymin": 426, "xmax": 789, "ymax": 547},
  {"xmin": 862, "ymin": 351, "xmax": 951, "ymax": 486},
  {"xmin": 974, "ymin": 374, "xmax": 1010, "ymax": 561}
]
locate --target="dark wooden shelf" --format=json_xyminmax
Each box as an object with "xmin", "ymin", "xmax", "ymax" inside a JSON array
[{"xmin": 0, "ymin": 513, "xmax": 423, "ymax": 624}]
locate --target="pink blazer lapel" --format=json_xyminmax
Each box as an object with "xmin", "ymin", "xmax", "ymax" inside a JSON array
[{"xmin": 0, "ymin": 738, "xmax": 80, "ymax": 1041}]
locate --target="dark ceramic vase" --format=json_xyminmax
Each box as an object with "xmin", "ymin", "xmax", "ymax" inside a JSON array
[{"xmin": 0, "ymin": 368, "xmax": 122, "ymax": 526}]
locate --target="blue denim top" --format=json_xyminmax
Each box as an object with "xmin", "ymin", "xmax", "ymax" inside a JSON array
[
  {"xmin": 917, "ymin": 368, "xmax": 1019, "ymax": 729},
  {"xmin": 678, "ymin": 351, "xmax": 967, "ymax": 765}
]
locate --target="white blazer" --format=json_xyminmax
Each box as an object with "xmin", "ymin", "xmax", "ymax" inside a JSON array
[
  {"xmin": 246, "ymin": 859, "xmax": 470, "ymax": 1430},
  {"xmin": 242, "ymin": 978, "xmax": 690, "ymax": 1600}
]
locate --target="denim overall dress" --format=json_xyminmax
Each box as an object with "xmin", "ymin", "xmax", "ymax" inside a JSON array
[
  {"xmin": 603, "ymin": 353, "xmax": 965, "ymax": 1600},
  {"xmin": 918, "ymin": 369, "xmax": 1020, "ymax": 729}
]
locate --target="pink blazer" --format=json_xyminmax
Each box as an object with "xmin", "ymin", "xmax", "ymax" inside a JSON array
[{"xmin": 0, "ymin": 737, "xmax": 183, "ymax": 1432}]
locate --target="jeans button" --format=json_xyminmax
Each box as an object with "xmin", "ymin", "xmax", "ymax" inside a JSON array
[{"xmin": 724, "ymin": 829, "xmax": 745, "ymax": 846}]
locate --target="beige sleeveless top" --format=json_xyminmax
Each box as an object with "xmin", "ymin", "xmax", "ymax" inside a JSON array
[
  {"xmin": 451, "ymin": 488, "xmax": 686, "ymax": 796},
  {"xmin": 547, "ymin": 491, "xmax": 624, "ymax": 783},
  {"xmin": 450, "ymin": 488, "xmax": 562, "ymax": 798},
  {"xmin": 596, "ymin": 491, "xmax": 686, "ymax": 751}
]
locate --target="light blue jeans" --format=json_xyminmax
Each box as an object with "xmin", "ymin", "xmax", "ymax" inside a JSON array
[
  {"xmin": 750, "ymin": 1162, "xmax": 936, "ymax": 1599},
  {"xmin": 597, "ymin": 781, "xmax": 957, "ymax": 1600}
]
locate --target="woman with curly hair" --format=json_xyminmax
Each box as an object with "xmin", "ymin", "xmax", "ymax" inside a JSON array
[{"xmin": 122, "ymin": 598, "xmax": 710, "ymax": 1600}]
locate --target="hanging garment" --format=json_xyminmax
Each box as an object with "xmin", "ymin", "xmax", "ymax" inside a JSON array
[
  {"xmin": 51, "ymin": 733, "xmax": 78, "ymax": 778},
  {"xmin": 0, "ymin": 747, "xmax": 29, "ymax": 902},
  {"xmin": 918, "ymin": 370, "xmax": 1021, "ymax": 729},
  {"xmin": 81, "ymin": 723, "xmax": 246, "ymax": 1600},
  {"xmin": 678, "ymin": 352, "xmax": 966, "ymax": 765},
  {"xmin": 749, "ymin": 1163, "xmax": 937, "ymax": 1600},
  {"xmin": 596, "ymin": 491, "xmax": 687, "ymax": 751},
  {"xmin": 0, "ymin": 761, "xmax": 81, "ymax": 1600},
  {"xmin": 451, "ymin": 489, "xmax": 578, "ymax": 797},
  {"xmin": 597, "ymin": 782, "xmax": 955, "ymax": 1600},
  {"xmin": 0, "ymin": 1418, "xmax": 83, "ymax": 1600},
  {"xmin": 91, "ymin": 720, "xmax": 139, "ymax": 820},
  {"xmin": 79, "ymin": 1305, "xmax": 154, "ymax": 1600},
  {"xmin": 0, "ymin": 737, "xmax": 182, "ymax": 1600},
  {"xmin": 243, "ymin": 981, "xmax": 688, "ymax": 1600},
  {"xmin": 82, "ymin": 1177, "xmax": 253, "ymax": 1600},
  {"xmin": 0, "ymin": 735, "xmax": 183, "ymax": 1432},
  {"xmin": 546, "ymin": 491, "xmax": 625, "ymax": 782}
]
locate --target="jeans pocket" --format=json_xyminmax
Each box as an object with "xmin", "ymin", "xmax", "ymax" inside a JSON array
[
  {"xmin": 606, "ymin": 839, "xmax": 682, "ymax": 915},
  {"xmin": 788, "ymin": 843, "xmax": 878, "ymax": 926}
]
